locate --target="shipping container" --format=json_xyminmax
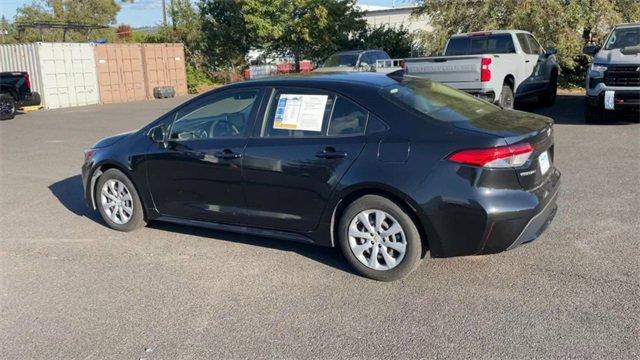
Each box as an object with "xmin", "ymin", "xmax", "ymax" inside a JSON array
[
  {"xmin": 94, "ymin": 44, "xmax": 147, "ymax": 104},
  {"xmin": 141, "ymin": 43, "xmax": 187, "ymax": 98},
  {"xmin": 0, "ymin": 42, "xmax": 99, "ymax": 109}
]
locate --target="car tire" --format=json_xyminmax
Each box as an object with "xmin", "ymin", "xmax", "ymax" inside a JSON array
[
  {"xmin": 584, "ymin": 99, "xmax": 603, "ymax": 124},
  {"xmin": 338, "ymin": 195, "xmax": 422, "ymax": 281},
  {"xmin": 0, "ymin": 93, "xmax": 16, "ymax": 120},
  {"xmin": 95, "ymin": 168, "xmax": 146, "ymax": 232},
  {"xmin": 539, "ymin": 72, "xmax": 557, "ymax": 107},
  {"xmin": 498, "ymin": 84, "xmax": 514, "ymax": 109}
]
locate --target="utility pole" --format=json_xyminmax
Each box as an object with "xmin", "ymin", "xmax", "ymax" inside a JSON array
[{"xmin": 162, "ymin": 0, "xmax": 167, "ymax": 27}]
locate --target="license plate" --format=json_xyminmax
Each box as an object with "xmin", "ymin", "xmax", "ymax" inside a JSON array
[
  {"xmin": 604, "ymin": 90, "xmax": 615, "ymax": 110},
  {"xmin": 539, "ymin": 151, "xmax": 550, "ymax": 175}
]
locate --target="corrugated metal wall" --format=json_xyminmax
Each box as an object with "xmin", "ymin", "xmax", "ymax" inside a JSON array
[
  {"xmin": 0, "ymin": 43, "xmax": 44, "ymax": 101},
  {"xmin": 94, "ymin": 44, "xmax": 146, "ymax": 104},
  {"xmin": 142, "ymin": 43, "xmax": 188, "ymax": 98}
]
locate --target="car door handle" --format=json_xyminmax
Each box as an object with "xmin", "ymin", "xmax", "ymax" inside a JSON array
[
  {"xmin": 315, "ymin": 147, "xmax": 347, "ymax": 159},
  {"xmin": 525, "ymin": 60, "xmax": 530, "ymax": 63},
  {"xmin": 214, "ymin": 149, "xmax": 242, "ymax": 160}
]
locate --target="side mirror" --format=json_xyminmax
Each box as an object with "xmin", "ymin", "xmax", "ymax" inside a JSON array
[
  {"xmin": 149, "ymin": 124, "xmax": 168, "ymax": 144},
  {"xmin": 582, "ymin": 45, "xmax": 599, "ymax": 56},
  {"xmin": 545, "ymin": 47, "xmax": 557, "ymax": 56}
]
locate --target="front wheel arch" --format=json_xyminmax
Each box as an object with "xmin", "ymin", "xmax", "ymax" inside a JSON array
[{"xmin": 89, "ymin": 162, "xmax": 147, "ymax": 221}]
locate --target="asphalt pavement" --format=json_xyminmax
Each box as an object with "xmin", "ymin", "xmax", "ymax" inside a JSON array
[{"xmin": 1, "ymin": 92, "xmax": 639, "ymax": 359}]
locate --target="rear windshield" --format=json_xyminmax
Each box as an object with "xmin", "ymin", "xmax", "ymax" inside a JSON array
[
  {"xmin": 380, "ymin": 77, "xmax": 500, "ymax": 122},
  {"xmin": 445, "ymin": 34, "xmax": 516, "ymax": 55},
  {"xmin": 323, "ymin": 54, "xmax": 359, "ymax": 67}
]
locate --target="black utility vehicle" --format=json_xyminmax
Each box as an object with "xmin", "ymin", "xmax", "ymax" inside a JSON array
[
  {"xmin": 82, "ymin": 73, "xmax": 561, "ymax": 281},
  {"xmin": 0, "ymin": 72, "xmax": 41, "ymax": 120}
]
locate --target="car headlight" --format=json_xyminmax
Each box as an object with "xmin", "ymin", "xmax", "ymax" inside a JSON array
[{"xmin": 590, "ymin": 63, "xmax": 608, "ymax": 73}]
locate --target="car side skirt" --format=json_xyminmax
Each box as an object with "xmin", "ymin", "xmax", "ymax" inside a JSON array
[{"xmin": 155, "ymin": 216, "xmax": 317, "ymax": 245}]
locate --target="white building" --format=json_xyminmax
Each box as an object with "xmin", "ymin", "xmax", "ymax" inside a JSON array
[{"xmin": 359, "ymin": 3, "xmax": 432, "ymax": 34}]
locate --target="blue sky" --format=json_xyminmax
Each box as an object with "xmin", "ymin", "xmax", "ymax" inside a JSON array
[{"xmin": 1, "ymin": 0, "xmax": 415, "ymax": 27}]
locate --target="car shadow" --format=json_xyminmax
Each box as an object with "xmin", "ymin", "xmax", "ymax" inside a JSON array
[
  {"xmin": 49, "ymin": 175, "xmax": 103, "ymax": 223},
  {"xmin": 147, "ymin": 220, "xmax": 356, "ymax": 275},
  {"xmin": 517, "ymin": 94, "xmax": 639, "ymax": 125},
  {"xmin": 48, "ymin": 175, "xmax": 356, "ymax": 276}
]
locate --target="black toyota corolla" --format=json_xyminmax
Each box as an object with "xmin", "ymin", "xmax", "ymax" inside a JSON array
[{"xmin": 82, "ymin": 73, "xmax": 560, "ymax": 281}]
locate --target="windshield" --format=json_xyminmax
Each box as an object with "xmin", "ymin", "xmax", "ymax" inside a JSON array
[
  {"xmin": 445, "ymin": 34, "xmax": 515, "ymax": 56},
  {"xmin": 380, "ymin": 77, "xmax": 500, "ymax": 122},
  {"xmin": 604, "ymin": 27, "xmax": 640, "ymax": 50},
  {"xmin": 323, "ymin": 54, "xmax": 359, "ymax": 67}
]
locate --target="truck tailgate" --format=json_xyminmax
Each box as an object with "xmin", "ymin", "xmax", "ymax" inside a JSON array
[{"xmin": 404, "ymin": 56, "xmax": 483, "ymax": 83}]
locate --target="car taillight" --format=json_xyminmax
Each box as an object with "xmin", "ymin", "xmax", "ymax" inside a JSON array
[
  {"xmin": 84, "ymin": 149, "xmax": 95, "ymax": 163},
  {"xmin": 448, "ymin": 143, "xmax": 533, "ymax": 168},
  {"xmin": 480, "ymin": 57, "xmax": 491, "ymax": 82},
  {"xmin": 24, "ymin": 73, "xmax": 31, "ymax": 90}
]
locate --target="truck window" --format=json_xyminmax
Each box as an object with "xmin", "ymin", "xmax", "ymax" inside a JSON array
[
  {"xmin": 445, "ymin": 34, "xmax": 515, "ymax": 56},
  {"xmin": 516, "ymin": 34, "xmax": 533, "ymax": 54}
]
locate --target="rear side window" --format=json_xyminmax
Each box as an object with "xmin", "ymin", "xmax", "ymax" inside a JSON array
[
  {"xmin": 445, "ymin": 34, "xmax": 516, "ymax": 55},
  {"xmin": 262, "ymin": 91, "xmax": 335, "ymax": 137},
  {"xmin": 261, "ymin": 90, "xmax": 367, "ymax": 137},
  {"xmin": 328, "ymin": 97, "xmax": 368, "ymax": 136}
]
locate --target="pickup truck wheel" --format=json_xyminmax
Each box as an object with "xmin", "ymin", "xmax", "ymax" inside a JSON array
[
  {"xmin": 540, "ymin": 72, "xmax": 558, "ymax": 107},
  {"xmin": 498, "ymin": 85, "xmax": 514, "ymax": 109},
  {"xmin": 0, "ymin": 93, "xmax": 16, "ymax": 120}
]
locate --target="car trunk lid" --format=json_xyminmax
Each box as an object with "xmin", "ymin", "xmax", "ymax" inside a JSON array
[{"xmin": 452, "ymin": 109, "xmax": 555, "ymax": 189}]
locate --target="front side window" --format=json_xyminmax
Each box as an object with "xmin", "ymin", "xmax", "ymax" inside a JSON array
[
  {"xmin": 170, "ymin": 90, "xmax": 259, "ymax": 141},
  {"xmin": 380, "ymin": 77, "xmax": 499, "ymax": 122},
  {"xmin": 516, "ymin": 33, "xmax": 533, "ymax": 54},
  {"xmin": 262, "ymin": 90, "xmax": 368, "ymax": 137},
  {"xmin": 525, "ymin": 34, "xmax": 544, "ymax": 55}
]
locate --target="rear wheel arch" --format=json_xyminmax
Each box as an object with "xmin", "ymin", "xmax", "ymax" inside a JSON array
[
  {"xmin": 331, "ymin": 186, "xmax": 431, "ymax": 258},
  {"xmin": 504, "ymin": 75, "xmax": 515, "ymax": 90}
]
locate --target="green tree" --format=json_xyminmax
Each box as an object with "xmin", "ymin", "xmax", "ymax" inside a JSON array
[
  {"xmin": 199, "ymin": 0, "xmax": 366, "ymax": 71},
  {"xmin": 13, "ymin": 0, "xmax": 120, "ymax": 42},
  {"xmin": 199, "ymin": 0, "xmax": 253, "ymax": 71},
  {"xmin": 349, "ymin": 24, "xmax": 415, "ymax": 59},
  {"xmin": 414, "ymin": 0, "xmax": 640, "ymax": 87}
]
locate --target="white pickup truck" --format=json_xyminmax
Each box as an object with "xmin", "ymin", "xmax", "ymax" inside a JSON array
[{"xmin": 380, "ymin": 30, "xmax": 560, "ymax": 109}]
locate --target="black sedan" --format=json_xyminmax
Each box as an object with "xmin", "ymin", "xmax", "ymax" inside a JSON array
[{"xmin": 82, "ymin": 73, "xmax": 560, "ymax": 281}]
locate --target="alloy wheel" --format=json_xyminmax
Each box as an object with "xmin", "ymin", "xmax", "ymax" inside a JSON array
[
  {"xmin": 100, "ymin": 179, "xmax": 134, "ymax": 225},
  {"xmin": 348, "ymin": 209, "xmax": 407, "ymax": 270},
  {"xmin": 0, "ymin": 98, "xmax": 15, "ymax": 117}
]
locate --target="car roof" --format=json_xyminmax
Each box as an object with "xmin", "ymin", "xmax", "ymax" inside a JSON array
[
  {"xmin": 331, "ymin": 49, "xmax": 383, "ymax": 55},
  {"xmin": 451, "ymin": 30, "xmax": 530, "ymax": 38},
  {"xmin": 227, "ymin": 72, "xmax": 398, "ymax": 90},
  {"xmin": 614, "ymin": 22, "xmax": 640, "ymax": 29}
]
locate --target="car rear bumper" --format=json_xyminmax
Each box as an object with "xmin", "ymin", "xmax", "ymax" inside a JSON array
[
  {"xmin": 478, "ymin": 167, "xmax": 561, "ymax": 254},
  {"xmin": 17, "ymin": 92, "xmax": 41, "ymax": 107}
]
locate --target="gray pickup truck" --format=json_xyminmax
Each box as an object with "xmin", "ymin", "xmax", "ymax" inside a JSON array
[
  {"xmin": 380, "ymin": 30, "xmax": 560, "ymax": 109},
  {"xmin": 583, "ymin": 23, "xmax": 640, "ymax": 123}
]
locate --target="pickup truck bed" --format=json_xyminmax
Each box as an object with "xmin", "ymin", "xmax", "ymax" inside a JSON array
[{"xmin": 380, "ymin": 30, "xmax": 560, "ymax": 109}]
